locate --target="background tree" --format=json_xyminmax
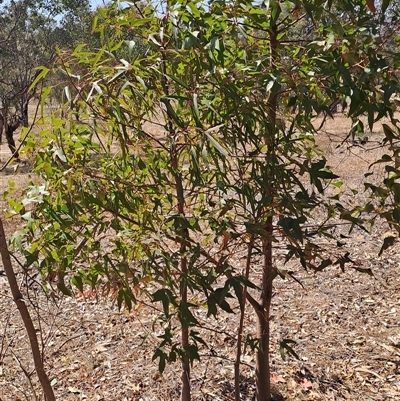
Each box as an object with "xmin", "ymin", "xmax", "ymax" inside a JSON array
[{"xmin": 0, "ymin": 0, "xmax": 97, "ymax": 127}]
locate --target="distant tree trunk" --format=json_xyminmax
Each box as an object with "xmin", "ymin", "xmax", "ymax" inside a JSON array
[
  {"xmin": 21, "ymin": 98, "xmax": 29, "ymax": 127},
  {"xmin": 5, "ymin": 116, "xmax": 21, "ymax": 160},
  {"xmin": 18, "ymin": 91, "xmax": 31, "ymax": 127},
  {"xmin": 0, "ymin": 112, "xmax": 4, "ymax": 144},
  {"xmin": 1, "ymin": 101, "xmax": 10, "ymax": 145}
]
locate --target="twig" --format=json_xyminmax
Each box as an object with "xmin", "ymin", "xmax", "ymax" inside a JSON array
[
  {"xmin": 11, "ymin": 349, "xmax": 38, "ymax": 401},
  {"xmin": 53, "ymin": 333, "xmax": 86, "ymax": 354}
]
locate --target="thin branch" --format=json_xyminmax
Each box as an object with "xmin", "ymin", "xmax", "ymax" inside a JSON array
[{"xmin": 11, "ymin": 349, "xmax": 38, "ymax": 401}]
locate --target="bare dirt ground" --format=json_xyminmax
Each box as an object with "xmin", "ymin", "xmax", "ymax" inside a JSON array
[{"xmin": 0, "ymin": 115, "xmax": 399, "ymax": 401}]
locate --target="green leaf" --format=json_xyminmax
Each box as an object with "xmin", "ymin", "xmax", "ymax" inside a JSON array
[
  {"xmin": 185, "ymin": 344, "xmax": 201, "ymax": 365},
  {"xmin": 370, "ymin": 154, "xmax": 392, "ymax": 167},
  {"xmin": 160, "ymin": 97, "xmax": 186, "ymax": 128},
  {"xmin": 136, "ymin": 76, "xmax": 147, "ymax": 91},
  {"xmin": 152, "ymin": 288, "xmax": 175, "ymax": 317},
  {"xmin": 125, "ymin": 18, "xmax": 153, "ymax": 27},
  {"xmin": 381, "ymin": 0, "xmax": 391, "ymax": 17},
  {"xmin": 280, "ymin": 339, "xmax": 299, "ymax": 360},
  {"xmin": 165, "ymin": 73, "xmax": 190, "ymax": 90},
  {"xmin": 71, "ymin": 274, "xmax": 84, "ymax": 292},
  {"xmin": 57, "ymin": 280, "xmax": 72, "ymax": 296},
  {"xmin": 331, "ymin": 181, "xmax": 343, "ymax": 188},
  {"xmin": 29, "ymin": 66, "xmax": 50, "ymax": 92},
  {"xmin": 278, "ymin": 216, "xmax": 306, "ymax": 243},
  {"xmin": 152, "ymin": 349, "xmax": 167, "ymax": 374},
  {"xmin": 382, "ymin": 124, "xmax": 397, "ymax": 144},
  {"xmin": 190, "ymin": 330, "xmax": 207, "ymax": 347},
  {"xmin": 315, "ymin": 259, "xmax": 333, "ymax": 272},
  {"xmin": 205, "ymin": 131, "xmax": 229, "ymax": 156},
  {"xmin": 178, "ymin": 302, "xmax": 199, "ymax": 330},
  {"xmin": 393, "ymin": 207, "xmax": 400, "ymax": 223}
]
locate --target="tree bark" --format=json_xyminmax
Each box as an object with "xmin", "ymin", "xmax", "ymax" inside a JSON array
[
  {"xmin": 180, "ymin": 284, "xmax": 191, "ymax": 401},
  {"xmin": 0, "ymin": 218, "xmax": 55, "ymax": 401},
  {"xmin": 174, "ymin": 167, "xmax": 191, "ymax": 401},
  {"xmin": 255, "ymin": 216, "xmax": 274, "ymax": 401}
]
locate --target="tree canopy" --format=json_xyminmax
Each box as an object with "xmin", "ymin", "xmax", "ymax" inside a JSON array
[{"xmin": 4, "ymin": 1, "xmax": 400, "ymax": 401}]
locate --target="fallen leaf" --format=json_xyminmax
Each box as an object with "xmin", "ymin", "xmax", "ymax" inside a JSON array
[
  {"xmin": 271, "ymin": 373, "xmax": 286, "ymax": 384},
  {"xmin": 68, "ymin": 387, "xmax": 81, "ymax": 394},
  {"xmin": 95, "ymin": 342, "xmax": 111, "ymax": 352},
  {"xmin": 355, "ymin": 366, "xmax": 384, "ymax": 380},
  {"xmin": 301, "ymin": 378, "xmax": 313, "ymax": 390}
]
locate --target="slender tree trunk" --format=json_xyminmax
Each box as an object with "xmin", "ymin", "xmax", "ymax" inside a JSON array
[
  {"xmin": 255, "ymin": 216, "xmax": 274, "ymax": 401},
  {"xmin": 0, "ymin": 218, "xmax": 56, "ymax": 401},
  {"xmin": 180, "ymin": 258, "xmax": 191, "ymax": 401},
  {"xmin": 173, "ymin": 163, "xmax": 191, "ymax": 401},
  {"xmin": 158, "ymin": 15, "xmax": 191, "ymax": 397},
  {"xmin": 255, "ymin": 311, "xmax": 271, "ymax": 401},
  {"xmin": 254, "ymin": 17, "xmax": 279, "ymax": 401},
  {"xmin": 162, "ymin": 80, "xmax": 191, "ymax": 401}
]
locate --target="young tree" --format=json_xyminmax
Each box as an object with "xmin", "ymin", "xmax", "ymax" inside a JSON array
[{"xmin": 10, "ymin": 1, "xmax": 400, "ymax": 401}]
